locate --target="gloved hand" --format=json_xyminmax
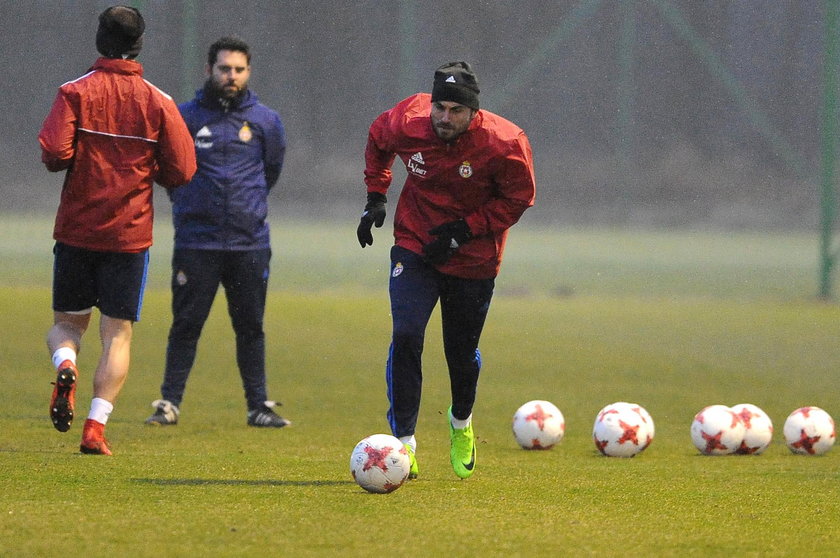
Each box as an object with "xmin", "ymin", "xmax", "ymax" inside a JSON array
[
  {"xmin": 356, "ymin": 192, "xmax": 387, "ymax": 247},
  {"xmin": 422, "ymin": 219, "xmax": 472, "ymax": 265}
]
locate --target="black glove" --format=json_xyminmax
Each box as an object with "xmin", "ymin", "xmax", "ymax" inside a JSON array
[
  {"xmin": 422, "ymin": 219, "xmax": 472, "ymax": 265},
  {"xmin": 356, "ymin": 192, "xmax": 387, "ymax": 247}
]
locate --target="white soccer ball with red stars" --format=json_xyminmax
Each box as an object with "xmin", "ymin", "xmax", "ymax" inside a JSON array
[
  {"xmin": 690, "ymin": 405, "xmax": 745, "ymax": 455},
  {"xmin": 592, "ymin": 402, "xmax": 654, "ymax": 457},
  {"xmin": 783, "ymin": 406, "xmax": 836, "ymax": 456},
  {"xmin": 512, "ymin": 400, "xmax": 565, "ymax": 449},
  {"xmin": 731, "ymin": 403, "xmax": 773, "ymax": 455},
  {"xmin": 349, "ymin": 434, "xmax": 411, "ymax": 493}
]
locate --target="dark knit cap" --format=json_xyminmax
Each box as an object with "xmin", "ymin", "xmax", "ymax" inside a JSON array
[
  {"xmin": 431, "ymin": 61, "xmax": 480, "ymax": 110},
  {"xmin": 96, "ymin": 6, "xmax": 145, "ymax": 59}
]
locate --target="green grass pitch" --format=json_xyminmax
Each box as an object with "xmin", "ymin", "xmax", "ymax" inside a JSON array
[{"xmin": 0, "ymin": 216, "xmax": 838, "ymax": 556}]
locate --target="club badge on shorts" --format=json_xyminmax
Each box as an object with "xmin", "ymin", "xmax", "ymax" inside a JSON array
[
  {"xmin": 176, "ymin": 270, "xmax": 188, "ymax": 286},
  {"xmin": 239, "ymin": 122, "xmax": 253, "ymax": 142},
  {"xmin": 459, "ymin": 160, "xmax": 473, "ymax": 178},
  {"xmin": 392, "ymin": 262, "xmax": 404, "ymax": 278}
]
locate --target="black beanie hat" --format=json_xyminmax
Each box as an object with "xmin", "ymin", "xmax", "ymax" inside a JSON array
[
  {"xmin": 431, "ymin": 61, "xmax": 480, "ymax": 110},
  {"xmin": 96, "ymin": 6, "xmax": 145, "ymax": 59}
]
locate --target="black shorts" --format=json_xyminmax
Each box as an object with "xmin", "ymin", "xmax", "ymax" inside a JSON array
[{"xmin": 52, "ymin": 242, "xmax": 149, "ymax": 321}]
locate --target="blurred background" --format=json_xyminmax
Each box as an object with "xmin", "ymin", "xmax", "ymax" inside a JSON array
[{"xmin": 2, "ymin": 0, "xmax": 836, "ymax": 231}]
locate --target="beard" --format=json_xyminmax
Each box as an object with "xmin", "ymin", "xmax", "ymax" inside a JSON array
[
  {"xmin": 432, "ymin": 120, "xmax": 465, "ymax": 142},
  {"xmin": 206, "ymin": 78, "xmax": 247, "ymax": 103}
]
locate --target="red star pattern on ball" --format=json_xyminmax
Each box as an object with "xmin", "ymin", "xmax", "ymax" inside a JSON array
[
  {"xmin": 617, "ymin": 420, "xmax": 640, "ymax": 445},
  {"xmin": 526, "ymin": 404, "xmax": 553, "ymax": 431},
  {"xmin": 382, "ymin": 482, "xmax": 400, "ymax": 493},
  {"xmin": 362, "ymin": 445, "xmax": 393, "ymax": 472},
  {"xmin": 735, "ymin": 408, "xmax": 757, "ymax": 429},
  {"xmin": 791, "ymin": 429, "xmax": 821, "ymax": 455},
  {"xmin": 702, "ymin": 430, "xmax": 728, "ymax": 453},
  {"xmin": 595, "ymin": 438, "xmax": 609, "ymax": 454}
]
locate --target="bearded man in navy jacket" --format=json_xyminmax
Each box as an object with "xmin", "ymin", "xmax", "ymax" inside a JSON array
[{"xmin": 146, "ymin": 36, "xmax": 290, "ymax": 428}]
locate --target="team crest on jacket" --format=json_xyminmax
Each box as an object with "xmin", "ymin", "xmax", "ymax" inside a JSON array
[
  {"xmin": 459, "ymin": 161, "xmax": 473, "ymax": 178},
  {"xmin": 239, "ymin": 122, "xmax": 253, "ymax": 143},
  {"xmin": 392, "ymin": 262, "xmax": 404, "ymax": 278}
]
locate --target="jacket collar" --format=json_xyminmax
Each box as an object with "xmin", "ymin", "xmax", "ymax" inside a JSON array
[
  {"xmin": 196, "ymin": 83, "xmax": 257, "ymax": 111},
  {"xmin": 90, "ymin": 56, "xmax": 143, "ymax": 76}
]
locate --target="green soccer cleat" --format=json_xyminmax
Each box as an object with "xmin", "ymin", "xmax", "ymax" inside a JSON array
[
  {"xmin": 404, "ymin": 443, "xmax": 419, "ymax": 479},
  {"xmin": 448, "ymin": 406, "xmax": 476, "ymax": 479}
]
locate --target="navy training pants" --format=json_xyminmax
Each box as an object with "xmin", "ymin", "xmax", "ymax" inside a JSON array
[
  {"xmin": 386, "ymin": 246, "xmax": 495, "ymax": 438},
  {"xmin": 161, "ymin": 248, "xmax": 270, "ymax": 411}
]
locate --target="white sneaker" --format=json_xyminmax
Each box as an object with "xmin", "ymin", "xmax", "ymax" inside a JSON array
[{"xmin": 145, "ymin": 399, "xmax": 179, "ymax": 425}]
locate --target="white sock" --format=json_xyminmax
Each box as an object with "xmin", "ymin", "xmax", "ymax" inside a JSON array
[
  {"xmin": 88, "ymin": 398, "xmax": 114, "ymax": 425},
  {"xmin": 399, "ymin": 435, "xmax": 416, "ymax": 453},
  {"xmin": 450, "ymin": 414, "xmax": 472, "ymax": 430},
  {"xmin": 52, "ymin": 347, "xmax": 77, "ymax": 370}
]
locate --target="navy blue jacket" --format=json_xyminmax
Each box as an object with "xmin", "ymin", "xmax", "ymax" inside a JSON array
[{"xmin": 171, "ymin": 87, "xmax": 286, "ymax": 250}]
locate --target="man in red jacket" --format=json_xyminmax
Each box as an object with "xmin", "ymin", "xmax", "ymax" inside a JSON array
[
  {"xmin": 357, "ymin": 61, "xmax": 535, "ymax": 479},
  {"xmin": 38, "ymin": 5, "xmax": 196, "ymax": 455}
]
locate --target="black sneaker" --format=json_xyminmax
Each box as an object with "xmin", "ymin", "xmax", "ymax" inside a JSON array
[{"xmin": 247, "ymin": 401, "xmax": 291, "ymax": 428}]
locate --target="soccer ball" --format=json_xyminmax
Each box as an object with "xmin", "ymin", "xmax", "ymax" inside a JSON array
[
  {"xmin": 512, "ymin": 400, "xmax": 565, "ymax": 449},
  {"xmin": 690, "ymin": 405, "xmax": 745, "ymax": 455},
  {"xmin": 592, "ymin": 402, "xmax": 654, "ymax": 457},
  {"xmin": 730, "ymin": 403, "xmax": 773, "ymax": 455},
  {"xmin": 783, "ymin": 407, "xmax": 836, "ymax": 456},
  {"xmin": 349, "ymin": 434, "xmax": 411, "ymax": 493}
]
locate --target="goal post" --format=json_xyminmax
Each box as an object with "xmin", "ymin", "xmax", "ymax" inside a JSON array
[{"xmin": 819, "ymin": 0, "xmax": 838, "ymax": 300}]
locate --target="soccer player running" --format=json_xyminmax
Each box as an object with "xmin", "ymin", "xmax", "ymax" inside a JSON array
[
  {"xmin": 144, "ymin": 37, "xmax": 290, "ymax": 428},
  {"xmin": 38, "ymin": 6, "xmax": 197, "ymax": 455},
  {"xmin": 357, "ymin": 62, "xmax": 536, "ymax": 478}
]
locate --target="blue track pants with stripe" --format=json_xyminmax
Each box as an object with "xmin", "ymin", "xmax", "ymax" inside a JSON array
[{"xmin": 386, "ymin": 246, "xmax": 495, "ymax": 438}]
